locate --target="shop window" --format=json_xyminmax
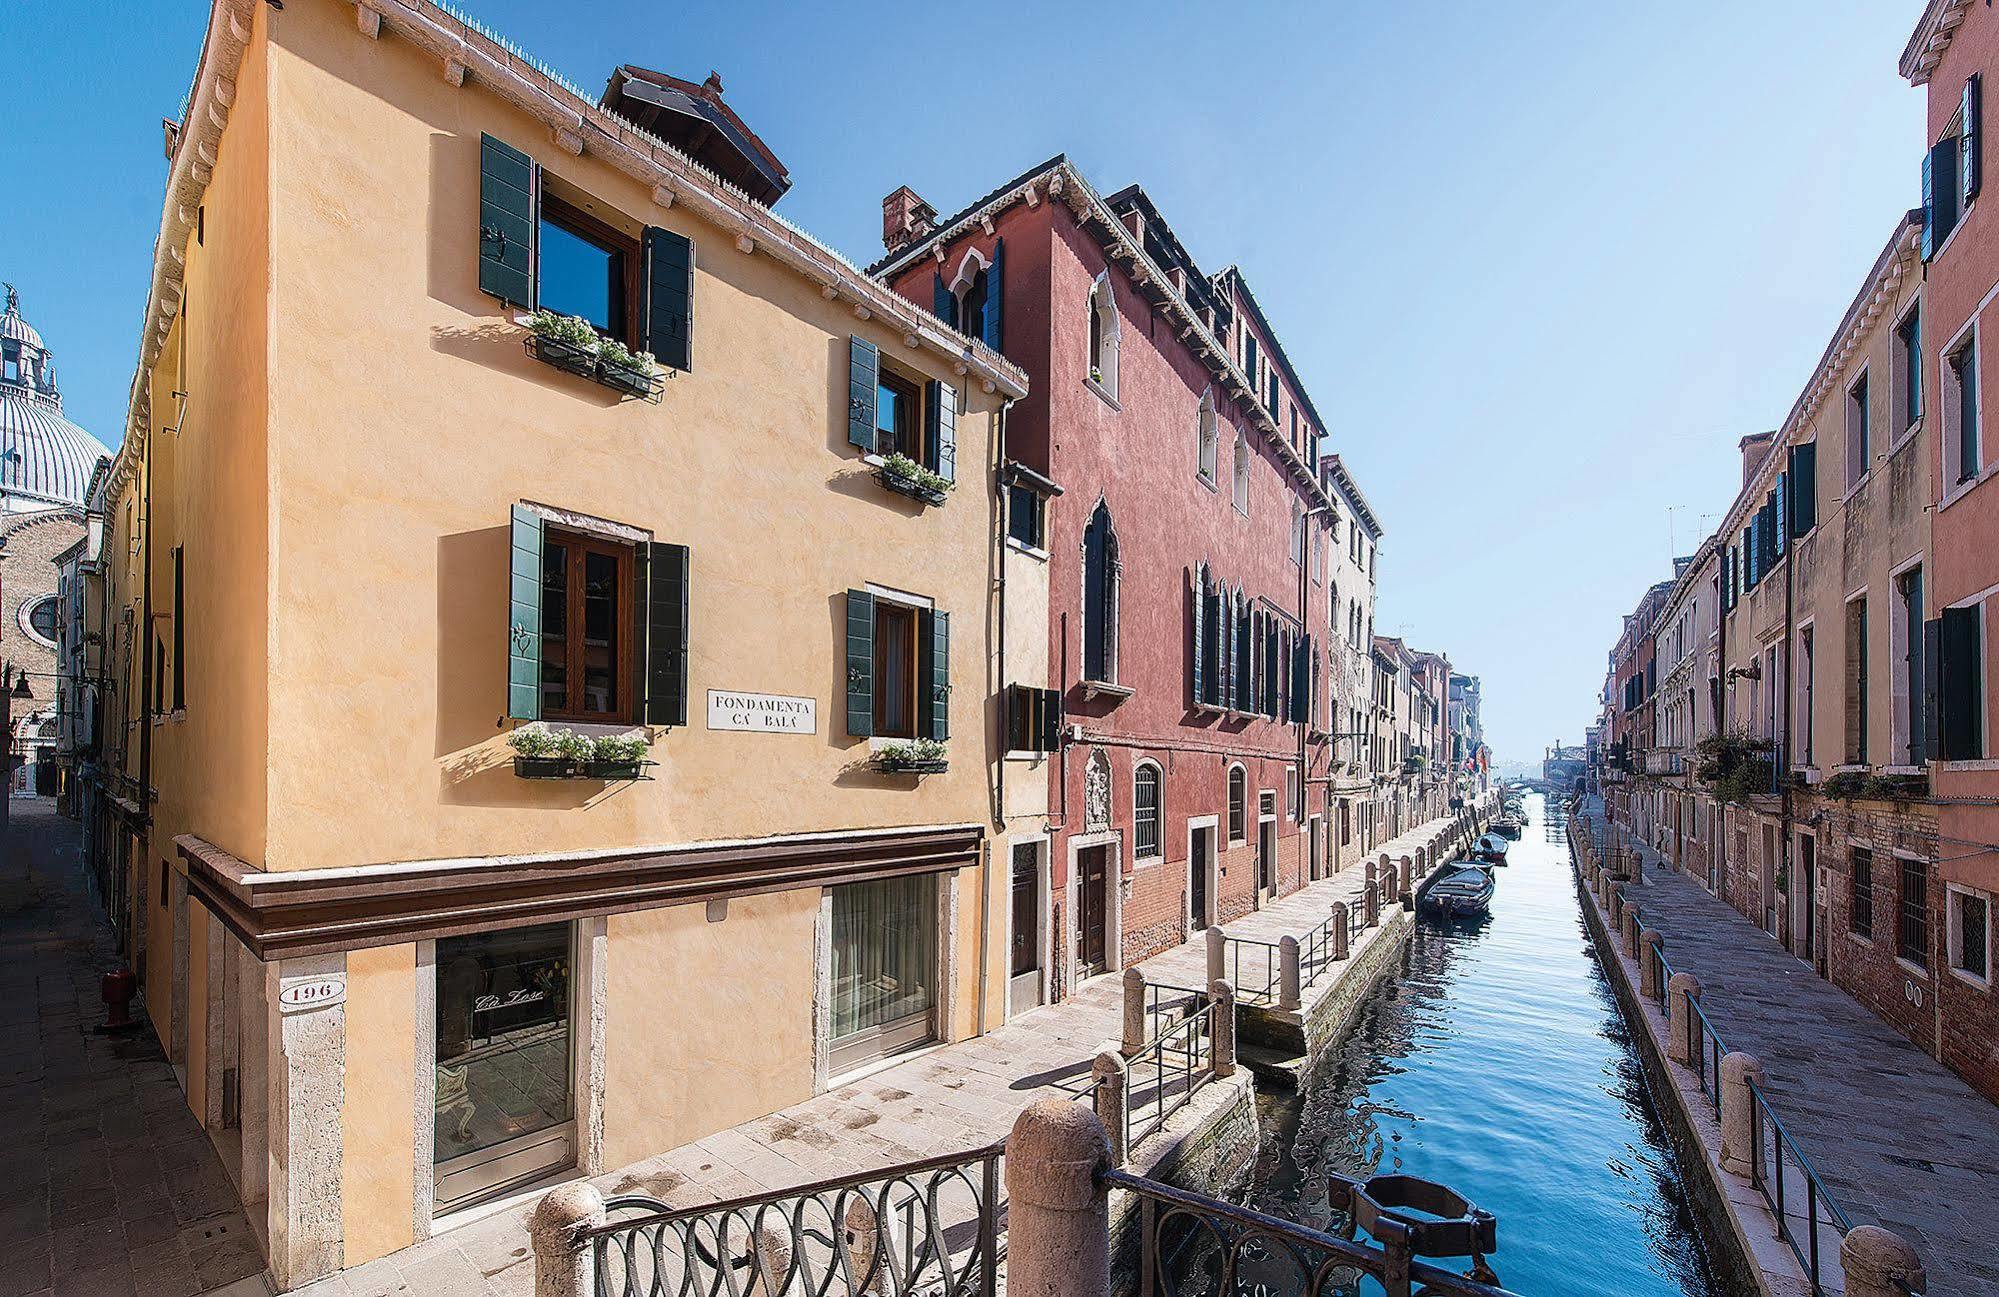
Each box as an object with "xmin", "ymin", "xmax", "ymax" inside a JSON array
[{"xmin": 829, "ymin": 875, "xmax": 937, "ymax": 1073}]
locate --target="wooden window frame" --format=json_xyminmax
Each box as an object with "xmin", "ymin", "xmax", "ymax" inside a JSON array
[
  {"xmin": 872, "ymin": 600, "xmax": 922, "ymax": 740},
  {"xmin": 538, "ymin": 191, "xmax": 644, "ymax": 351},
  {"xmin": 874, "ymin": 364, "xmax": 925, "ymax": 463},
  {"xmin": 540, "ymin": 528, "xmax": 639, "ymax": 724}
]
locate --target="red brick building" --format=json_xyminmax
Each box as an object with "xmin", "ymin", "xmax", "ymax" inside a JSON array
[
  {"xmin": 874, "ymin": 159, "xmax": 1353, "ymax": 1000},
  {"xmin": 1903, "ymin": 0, "xmax": 1999, "ymax": 1098}
]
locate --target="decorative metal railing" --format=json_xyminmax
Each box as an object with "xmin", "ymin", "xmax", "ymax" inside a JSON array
[
  {"xmin": 1104, "ymin": 1168, "xmax": 1520, "ymax": 1297},
  {"xmin": 1124, "ymin": 994, "xmax": 1219, "ymax": 1151},
  {"xmin": 1749, "ymin": 1079, "xmax": 1851, "ymax": 1297},
  {"xmin": 586, "ymin": 1144, "xmax": 1004, "ymax": 1297}
]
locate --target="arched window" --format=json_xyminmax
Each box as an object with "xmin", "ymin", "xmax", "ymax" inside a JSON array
[
  {"xmin": 1082, "ymin": 500, "xmax": 1120, "ymax": 684},
  {"xmin": 1197, "ymin": 388, "xmax": 1217, "ymax": 485},
  {"xmin": 1088, "ymin": 272, "xmax": 1120, "ymax": 399},
  {"xmin": 1232, "ymin": 429, "xmax": 1250, "ymax": 515},
  {"xmin": 1227, "ymin": 765, "xmax": 1247, "ymax": 843},
  {"xmin": 1134, "ymin": 762, "xmax": 1162, "ymax": 861},
  {"xmin": 1291, "ymin": 499, "xmax": 1305, "ymax": 566}
]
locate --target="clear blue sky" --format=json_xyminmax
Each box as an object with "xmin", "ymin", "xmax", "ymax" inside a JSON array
[{"xmin": 1, "ymin": 2, "xmax": 1924, "ymax": 764}]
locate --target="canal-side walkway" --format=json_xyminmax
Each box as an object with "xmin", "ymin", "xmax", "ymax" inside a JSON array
[
  {"xmin": 297, "ymin": 808, "xmax": 1479, "ymax": 1297},
  {"xmin": 1581, "ymin": 801, "xmax": 1999, "ymax": 1296}
]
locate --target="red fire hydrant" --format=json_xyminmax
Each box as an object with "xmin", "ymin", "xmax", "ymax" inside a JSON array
[{"xmin": 101, "ymin": 967, "xmax": 137, "ymax": 1030}]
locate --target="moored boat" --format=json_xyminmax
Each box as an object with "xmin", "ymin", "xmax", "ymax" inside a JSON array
[
  {"xmin": 1423, "ymin": 863, "xmax": 1496, "ymax": 919},
  {"xmin": 1472, "ymin": 832, "xmax": 1509, "ymax": 864},
  {"xmin": 1491, "ymin": 815, "xmax": 1524, "ymax": 838}
]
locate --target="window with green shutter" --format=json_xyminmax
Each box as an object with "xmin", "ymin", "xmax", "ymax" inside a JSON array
[
  {"xmin": 923, "ymin": 609, "xmax": 950, "ymax": 742},
  {"xmin": 643, "ymin": 542, "xmax": 689, "ymax": 726},
  {"xmin": 1940, "ymin": 604, "xmax": 1985, "ymax": 760},
  {"xmin": 507, "ymin": 504, "xmax": 544, "ymax": 721},
  {"xmin": 480, "ymin": 135, "xmax": 536, "ymax": 307},
  {"xmin": 844, "ymin": 590, "xmax": 947, "ymax": 742},
  {"xmin": 925, "ymin": 380, "xmax": 957, "ymax": 484},
  {"xmin": 643, "ymin": 228, "xmax": 694, "ymax": 371}
]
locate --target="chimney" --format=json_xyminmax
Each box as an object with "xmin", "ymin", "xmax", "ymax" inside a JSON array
[
  {"xmin": 882, "ymin": 186, "xmax": 937, "ymax": 254},
  {"xmin": 1738, "ymin": 430, "xmax": 1776, "ymax": 490}
]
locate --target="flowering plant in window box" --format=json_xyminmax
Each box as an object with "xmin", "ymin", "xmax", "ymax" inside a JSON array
[
  {"xmin": 580, "ymin": 733, "xmax": 652, "ymax": 781},
  {"xmin": 523, "ymin": 312, "xmax": 663, "ymax": 402},
  {"xmin": 873, "ymin": 738, "xmax": 949, "ymax": 774},
  {"xmin": 506, "ymin": 724, "xmax": 573, "ymax": 779},
  {"xmin": 594, "ymin": 337, "xmax": 662, "ymax": 400},
  {"xmin": 875, "ymin": 453, "xmax": 952, "ymax": 506}
]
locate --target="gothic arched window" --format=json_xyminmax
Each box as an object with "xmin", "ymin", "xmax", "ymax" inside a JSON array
[{"xmin": 1082, "ymin": 500, "xmax": 1120, "ymax": 684}]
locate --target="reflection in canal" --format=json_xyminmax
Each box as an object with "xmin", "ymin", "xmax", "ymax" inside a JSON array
[{"xmin": 1245, "ymin": 794, "xmax": 1719, "ymax": 1295}]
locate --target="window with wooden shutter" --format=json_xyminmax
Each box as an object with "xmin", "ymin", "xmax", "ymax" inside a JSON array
[
  {"xmin": 1924, "ymin": 139, "xmax": 1961, "ymax": 262},
  {"xmin": 1191, "ymin": 566, "xmax": 1206, "ymax": 705},
  {"xmin": 1845, "ymin": 596, "xmax": 1869, "ymax": 764},
  {"xmin": 479, "ymin": 135, "xmax": 536, "ymax": 306},
  {"xmin": 643, "ymin": 227, "xmax": 694, "ymax": 371},
  {"xmin": 1925, "ymin": 616, "xmax": 1944, "ymax": 763},
  {"xmin": 1940, "ymin": 604, "xmax": 1984, "ymax": 760},
  {"xmin": 933, "ymin": 272, "xmax": 954, "ymax": 327},
  {"xmin": 983, "ymin": 239, "xmax": 1004, "ymax": 353},
  {"xmin": 507, "ymin": 504, "xmax": 543, "ymax": 720},
  {"xmin": 1963, "ymin": 74, "xmax": 1981, "ymax": 207},
  {"xmin": 848, "ymin": 337, "xmax": 879, "ymax": 452},
  {"xmin": 923, "ymin": 609, "xmax": 950, "ymax": 742},
  {"xmin": 845, "ymin": 589, "xmax": 875, "ymax": 737},
  {"xmin": 643, "ymin": 542, "xmax": 689, "ymax": 726},
  {"xmin": 925, "ymin": 380, "xmax": 957, "ymax": 484},
  {"xmin": 1788, "ymin": 443, "xmax": 1816, "ymax": 537},
  {"xmin": 171, "ymin": 545, "xmax": 185, "ymax": 712}
]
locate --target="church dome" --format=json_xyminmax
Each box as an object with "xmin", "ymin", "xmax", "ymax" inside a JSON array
[{"xmin": 0, "ymin": 284, "xmax": 106, "ymax": 512}]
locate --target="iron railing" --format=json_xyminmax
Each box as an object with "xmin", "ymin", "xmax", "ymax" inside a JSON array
[
  {"xmin": 586, "ymin": 1144, "xmax": 1004, "ymax": 1297},
  {"xmin": 1104, "ymin": 1168, "xmax": 1520, "ymax": 1297},
  {"xmin": 1749, "ymin": 1079, "xmax": 1851, "ymax": 1296},
  {"xmin": 1219, "ymin": 936, "xmax": 1281, "ymax": 1005},
  {"xmin": 1125, "ymin": 994, "xmax": 1218, "ymax": 1151}
]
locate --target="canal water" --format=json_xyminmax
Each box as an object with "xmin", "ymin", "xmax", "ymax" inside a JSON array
[{"xmin": 1245, "ymin": 793, "xmax": 1720, "ymax": 1296}]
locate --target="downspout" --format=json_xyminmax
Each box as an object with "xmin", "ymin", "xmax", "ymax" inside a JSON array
[
  {"xmin": 1781, "ymin": 509, "xmax": 1797, "ymax": 958},
  {"xmin": 981, "ymin": 396, "xmax": 1015, "ymax": 1039},
  {"xmin": 138, "ymin": 398, "xmax": 155, "ymax": 835}
]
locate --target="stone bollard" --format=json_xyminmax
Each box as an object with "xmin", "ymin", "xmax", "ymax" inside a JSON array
[
  {"xmin": 1364, "ymin": 882, "xmax": 1380, "ymax": 927},
  {"xmin": 1397, "ymin": 855, "xmax": 1415, "ymax": 905},
  {"xmin": 841, "ymin": 1197, "xmax": 901, "ymax": 1297},
  {"xmin": 1209, "ymin": 979, "xmax": 1237, "ymax": 1079},
  {"xmin": 1624, "ymin": 907, "xmax": 1642, "ymax": 959},
  {"xmin": 1718, "ymin": 1051, "xmax": 1767, "ymax": 1180},
  {"xmin": 530, "ymin": 1181, "xmax": 606, "ymax": 1297},
  {"xmin": 1640, "ymin": 930, "xmax": 1664, "ymax": 999},
  {"xmin": 1091, "ymin": 1049, "xmax": 1128, "ymax": 1167},
  {"xmin": 1005, "ymin": 1099, "xmax": 1112, "ymax": 1297},
  {"xmin": 1608, "ymin": 884, "xmax": 1623, "ymax": 928},
  {"xmin": 1329, "ymin": 902, "xmax": 1350, "ymax": 960},
  {"xmin": 1364, "ymin": 858, "xmax": 1378, "ymax": 893},
  {"xmin": 1120, "ymin": 968, "xmax": 1146, "ymax": 1058},
  {"xmin": 1206, "ymin": 924, "xmax": 1225, "ymax": 987},
  {"xmin": 1278, "ymin": 936, "xmax": 1301, "ymax": 1010},
  {"xmin": 1840, "ymin": 1225, "xmax": 1927, "ymax": 1297},
  {"xmin": 1666, "ymin": 971, "xmax": 1701, "ymax": 1065}
]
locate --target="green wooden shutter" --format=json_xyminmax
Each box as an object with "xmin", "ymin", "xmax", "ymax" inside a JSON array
[
  {"xmin": 1190, "ymin": 567, "xmax": 1205, "ymax": 706},
  {"xmin": 927, "ymin": 381, "xmax": 957, "ymax": 483},
  {"xmin": 848, "ymin": 337, "xmax": 878, "ymax": 452},
  {"xmin": 1941, "ymin": 605, "xmax": 1984, "ymax": 759},
  {"xmin": 845, "ymin": 590, "xmax": 875, "ymax": 737},
  {"xmin": 643, "ymin": 227, "xmax": 694, "ymax": 371},
  {"xmin": 933, "ymin": 273, "xmax": 954, "ymax": 326},
  {"xmin": 1789, "ymin": 443, "xmax": 1817, "ymax": 537},
  {"xmin": 644, "ymin": 542, "xmax": 689, "ymax": 726},
  {"xmin": 507, "ymin": 504, "xmax": 543, "ymax": 720},
  {"xmin": 1039, "ymin": 686, "xmax": 1062, "ymax": 752},
  {"xmin": 1963, "ymin": 74, "xmax": 1982, "ymax": 205},
  {"xmin": 925, "ymin": 608, "xmax": 951, "ymax": 742},
  {"xmin": 1924, "ymin": 617, "xmax": 1944, "ymax": 763},
  {"xmin": 983, "ymin": 239, "xmax": 1004, "ymax": 352},
  {"xmin": 479, "ymin": 135, "xmax": 536, "ymax": 306}
]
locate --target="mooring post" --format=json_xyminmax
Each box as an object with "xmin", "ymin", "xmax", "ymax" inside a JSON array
[
  {"xmin": 1397, "ymin": 855, "xmax": 1415, "ymax": 906},
  {"xmin": 1666, "ymin": 971, "xmax": 1700, "ymax": 1065},
  {"xmin": 1718, "ymin": 1051, "xmax": 1766, "ymax": 1180},
  {"xmin": 1210, "ymin": 979, "xmax": 1237, "ymax": 1079},
  {"xmin": 1120, "ymin": 967, "xmax": 1146, "ymax": 1058},
  {"xmin": 1278, "ymin": 935, "xmax": 1301, "ymax": 1010},
  {"xmin": 1091, "ymin": 1049, "xmax": 1128, "ymax": 1167},
  {"xmin": 530, "ymin": 1182, "xmax": 605, "ymax": 1297},
  {"xmin": 1005, "ymin": 1100, "xmax": 1112, "ymax": 1297},
  {"xmin": 1840, "ymin": 1226, "xmax": 1927, "ymax": 1297},
  {"xmin": 1205, "ymin": 924, "xmax": 1225, "ymax": 987},
  {"xmin": 1640, "ymin": 930, "xmax": 1664, "ymax": 999},
  {"xmin": 1329, "ymin": 901, "xmax": 1349, "ymax": 960}
]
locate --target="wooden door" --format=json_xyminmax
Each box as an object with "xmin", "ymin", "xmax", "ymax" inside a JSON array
[
  {"xmin": 1009, "ymin": 847, "xmax": 1041, "ymax": 1015},
  {"xmin": 1078, "ymin": 846, "xmax": 1108, "ymax": 973},
  {"xmin": 1189, "ymin": 830, "xmax": 1210, "ymax": 930}
]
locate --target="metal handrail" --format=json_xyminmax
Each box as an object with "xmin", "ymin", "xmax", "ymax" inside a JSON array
[
  {"xmin": 1749, "ymin": 1078, "xmax": 1851, "ymax": 1296},
  {"xmin": 1685, "ymin": 992, "xmax": 1727, "ymax": 1123},
  {"xmin": 1222, "ymin": 935, "xmax": 1281, "ymax": 1004},
  {"xmin": 1103, "ymin": 1167, "xmax": 1521, "ymax": 1297},
  {"xmin": 1125, "ymin": 999, "xmax": 1217, "ymax": 1151},
  {"xmin": 587, "ymin": 1142, "xmax": 1005, "ymax": 1297}
]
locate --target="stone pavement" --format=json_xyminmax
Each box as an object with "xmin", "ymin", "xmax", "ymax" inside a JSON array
[
  {"xmin": 0, "ymin": 799, "xmax": 264, "ymax": 1297},
  {"xmin": 294, "ymin": 810, "xmax": 1473, "ymax": 1297},
  {"xmin": 1583, "ymin": 800, "xmax": 1999, "ymax": 1296}
]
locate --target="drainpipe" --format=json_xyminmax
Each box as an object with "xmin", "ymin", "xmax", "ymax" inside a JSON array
[
  {"xmin": 1781, "ymin": 514, "xmax": 1797, "ymax": 958},
  {"xmin": 981, "ymin": 396, "xmax": 1016, "ymax": 1039},
  {"xmin": 137, "ymin": 396, "xmax": 156, "ymax": 836}
]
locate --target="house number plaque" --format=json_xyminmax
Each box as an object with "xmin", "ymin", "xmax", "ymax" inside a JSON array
[{"xmin": 278, "ymin": 976, "xmax": 346, "ymax": 1014}]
